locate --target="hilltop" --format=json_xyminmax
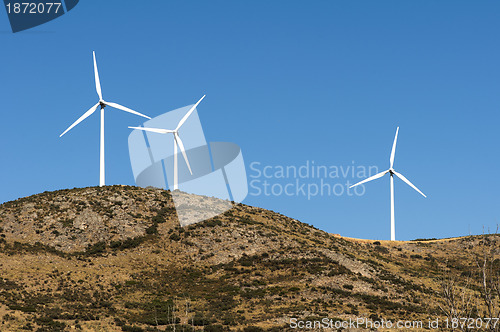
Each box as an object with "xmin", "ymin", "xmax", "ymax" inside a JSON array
[{"xmin": 0, "ymin": 186, "xmax": 498, "ymax": 331}]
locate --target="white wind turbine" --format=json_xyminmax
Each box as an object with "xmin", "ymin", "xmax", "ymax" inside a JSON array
[
  {"xmin": 350, "ymin": 127, "xmax": 426, "ymax": 241},
  {"xmin": 60, "ymin": 51, "xmax": 151, "ymax": 187},
  {"xmin": 129, "ymin": 95, "xmax": 206, "ymax": 190}
]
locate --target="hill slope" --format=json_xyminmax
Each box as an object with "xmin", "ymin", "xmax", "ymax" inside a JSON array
[{"xmin": 0, "ymin": 186, "xmax": 498, "ymax": 331}]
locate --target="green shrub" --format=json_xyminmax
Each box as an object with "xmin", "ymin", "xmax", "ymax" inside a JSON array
[
  {"xmin": 145, "ymin": 224, "xmax": 158, "ymax": 235},
  {"xmin": 205, "ymin": 325, "xmax": 226, "ymax": 332},
  {"xmin": 169, "ymin": 234, "xmax": 181, "ymax": 241},
  {"xmin": 243, "ymin": 327, "xmax": 265, "ymax": 332},
  {"xmin": 85, "ymin": 242, "xmax": 106, "ymax": 255},
  {"xmin": 121, "ymin": 326, "xmax": 144, "ymax": 332}
]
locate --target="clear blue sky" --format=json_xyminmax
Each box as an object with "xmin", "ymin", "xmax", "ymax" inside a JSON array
[{"xmin": 1, "ymin": 1, "xmax": 499, "ymax": 241}]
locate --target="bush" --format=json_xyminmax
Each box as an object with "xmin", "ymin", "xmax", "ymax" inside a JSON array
[
  {"xmin": 205, "ymin": 325, "xmax": 226, "ymax": 332},
  {"xmin": 85, "ymin": 241, "xmax": 106, "ymax": 255},
  {"xmin": 151, "ymin": 207, "xmax": 174, "ymax": 224},
  {"xmin": 192, "ymin": 312, "xmax": 210, "ymax": 326},
  {"xmin": 374, "ymin": 246, "xmax": 389, "ymax": 254},
  {"xmin": 169, "ymin": 234, "xmax": 181, "ymax": 241},
  {"xmin": 110, "ymin": 236, "xmax": 148, "ymax": 251},
  {"xmin": 243, "ymin": 327, "xmax": 265, "ymax": 332},
  {"xmin": 145, "ymin": 224, "xmax": 158, "ymax": 235},
  {"xmin": 205, "ymin": 219, "xmax": 222, "ymax": 227},
  {"xmin": 121, "ymin": 326, "xmax": 144, "ymax": 332}
]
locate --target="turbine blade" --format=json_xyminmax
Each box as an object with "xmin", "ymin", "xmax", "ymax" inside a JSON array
[
  {"xmin": 393, "ymin": 171, "xmax": 427, "ymax": 198},
  {"xmin": 93, "ymin": 51, "xmax": 102, "ymax": 100},
  {"xmin": 390, "ymin": 127, "xmax": 399, "ymax": 168},
  {"xmin": 105, "ymin": 102, "xmax": 151, "ymax": 119},
  {"xmin": 176, "ymin": 95, "xmax": 206, "ymax": 131},
  {"xmin": 128, "ymin": 126, "xmax": 173, "ymax": 134},
  {"xmin": 174, "ymin": 133, "xmax": 193, "ymax": 175},
  {"xmin": 60, "ymin": 103, "xmax": 99, "ymax": 137},
  {"xmin": 349, "ymin": 170, "xmax": 389, "ymax": 188}
]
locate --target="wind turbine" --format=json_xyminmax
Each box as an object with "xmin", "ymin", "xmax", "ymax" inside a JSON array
[
  {"xmin": 129, "ymin": 95, "xmax": 206, "ymax": 190},
  {"xmin": 60, "ymin": 51, "xmax": 151, "ymax": 187},
  {"xmin": 349, "ymin": 127, "xmax": 426, "ymax": 241}
]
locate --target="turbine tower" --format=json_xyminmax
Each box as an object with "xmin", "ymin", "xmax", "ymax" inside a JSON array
[
  {"xmin": 350, "ymin": 127, "xmax": 426, "ymax": 241},
  {"xmin": 60, "ymin": 51, "xmax": 151, "ymax": 187},
  {"xmin": 129, "ymin": 95, "xmax": 205, "ymax": 190}
]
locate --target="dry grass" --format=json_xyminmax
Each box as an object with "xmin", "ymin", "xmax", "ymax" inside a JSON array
[{"xmin": 0, "ymin": 186, "xmax": 496, "ymax": 331}]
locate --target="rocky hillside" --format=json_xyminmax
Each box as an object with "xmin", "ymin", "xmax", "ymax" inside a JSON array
[{"xmin": 0, "ymin": 186, "xmax": 498, "ymax": 331}]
